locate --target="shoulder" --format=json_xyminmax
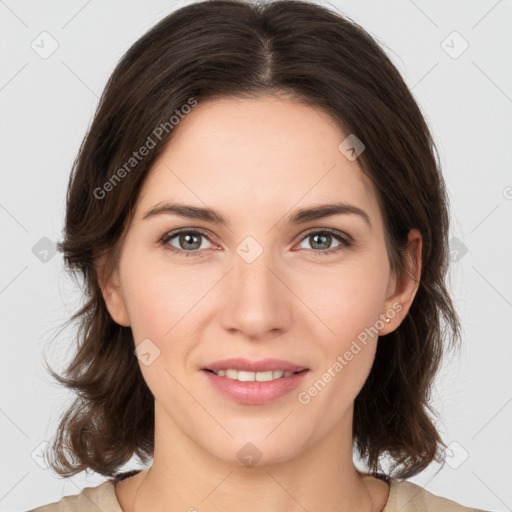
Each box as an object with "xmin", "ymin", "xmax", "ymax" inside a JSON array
[
  {"xmin": 385, "ymin": 478, "xmax": 491, "ymax": 512},
  {"xmin": 28, "ymin": 480, "xmax": 121, "ymax": 512}
]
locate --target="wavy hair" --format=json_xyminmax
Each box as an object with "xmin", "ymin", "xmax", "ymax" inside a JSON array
[{"xmin": 44, "ymin": 0, "xmax": 461, "ymax": 479}]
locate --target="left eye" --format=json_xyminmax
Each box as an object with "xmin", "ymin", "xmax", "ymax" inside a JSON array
[{"xmin": 297, "ymin": 230, "xmax": 351, "ymax": 254}]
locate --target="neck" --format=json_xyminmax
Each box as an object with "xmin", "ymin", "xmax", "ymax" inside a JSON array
[{"xmin": 124, "ymin": 401, "xmax": 382, "ymax": 512}]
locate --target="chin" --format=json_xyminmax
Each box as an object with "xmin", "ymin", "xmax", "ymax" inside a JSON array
[{"xmin": 196, "ymin": 426, "xmax": 310, "ymax": 468}]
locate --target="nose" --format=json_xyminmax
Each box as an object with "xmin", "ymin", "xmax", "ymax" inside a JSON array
[{"xmin": 219, "ymin": 244, "xmax": 292, "ymax": 340}]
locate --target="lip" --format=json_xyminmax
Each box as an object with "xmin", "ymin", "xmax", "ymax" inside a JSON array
[
  {"xmin": 202, "ymin": 368, "xmax": 309, "ymax": 405},
  {"xmin": 203, "ymin": 358, "xmax": 307, "ymax": 373}
]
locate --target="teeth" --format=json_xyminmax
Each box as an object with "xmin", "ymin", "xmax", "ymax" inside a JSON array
[{"xmin": 211, "ymin": 369, "xmax": 297, "ymax": 381}]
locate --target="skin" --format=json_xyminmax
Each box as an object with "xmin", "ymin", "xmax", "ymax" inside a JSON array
[{"xmin": 99, "ymin": 94, "xmax": 422, "ymax": 512}]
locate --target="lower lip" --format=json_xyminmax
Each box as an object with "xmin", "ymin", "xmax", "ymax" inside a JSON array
[{"xmin": 202, "ymin": 369, "xmax": 309, "ymax": 405}]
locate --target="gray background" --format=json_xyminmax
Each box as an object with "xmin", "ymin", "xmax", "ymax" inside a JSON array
[{"xmin": 1, "ymin": 1, "xmax": 511, "ymax": 511}]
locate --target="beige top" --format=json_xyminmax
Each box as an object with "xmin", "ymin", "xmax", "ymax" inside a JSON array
[{"xmin": 29, "ymin": 475, "xmax": 489, "ymax": 512}]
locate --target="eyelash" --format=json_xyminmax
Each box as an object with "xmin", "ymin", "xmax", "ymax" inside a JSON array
[{"xmin": 159, "ymin": 227, "xmax": 353, "ymax": 258}]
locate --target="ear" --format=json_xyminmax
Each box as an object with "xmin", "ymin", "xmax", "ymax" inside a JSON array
[
  {"xmin": 96, "ymin": 255, "xmax": 131, "ymax": 327},
  {"xmin": 379, "ymin": 228, "xmax": 422, "ymax": 335}
]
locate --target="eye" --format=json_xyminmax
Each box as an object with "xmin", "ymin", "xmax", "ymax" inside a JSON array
[
  {"xmin": 159, "ymin": 227, "xmax": 353, "ymax": 258},
  {"xmin": 296, "ymin": 228, "xmax": 352, "ymax": 256},
  {"xmin": 160, "ymin": 228, "xmax": 215, "ymax": 257}
]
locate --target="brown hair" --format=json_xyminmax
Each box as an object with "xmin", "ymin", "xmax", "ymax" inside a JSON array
[{"xmin": 44, "ymin": 0, "xmax": 461, "ymax": 479}]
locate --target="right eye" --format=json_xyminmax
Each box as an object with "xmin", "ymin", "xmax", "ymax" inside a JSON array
[{"xmin": 159, "ymin": 229, "xmax": 215, "ymax": 257}]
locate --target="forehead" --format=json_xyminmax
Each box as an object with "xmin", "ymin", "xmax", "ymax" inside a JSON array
[{"xmin": 135, "ymin": 95, "xmax": 382, "ymax": 230}]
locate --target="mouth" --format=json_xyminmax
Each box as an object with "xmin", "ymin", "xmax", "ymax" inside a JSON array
[
  {"xmin": 203, "ymin": 368, "xmax": 308, "ymax": 382},
  {"xmin": 201, "ymin": 358, "xmax": 310, "ymax": 405}
]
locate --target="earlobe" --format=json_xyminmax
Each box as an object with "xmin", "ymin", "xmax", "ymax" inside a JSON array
[
  {"xmin": 379, "ymin": 228, "xmax": 422, "ymax": 335},
  {"xmin": 96, "ymin": 257, "xmax": 131, "ymax": 327}
]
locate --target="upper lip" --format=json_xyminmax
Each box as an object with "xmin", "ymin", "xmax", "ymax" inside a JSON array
[{"xmin": 203, "ymin": 358, "xmax": 308, "ymax": 373}]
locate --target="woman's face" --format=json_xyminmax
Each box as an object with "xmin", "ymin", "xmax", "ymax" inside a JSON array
[{"xmin": 101, "ymin": 95, "xmax": 420, "ymax": 466}]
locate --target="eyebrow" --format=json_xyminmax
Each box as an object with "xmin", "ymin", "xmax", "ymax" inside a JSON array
[{"xmin": 142, "ymin": 201, "xmax": 372, "ymax": 229}]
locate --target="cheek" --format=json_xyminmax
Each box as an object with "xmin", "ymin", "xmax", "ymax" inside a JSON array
[
  {"xmin": 121, "ymin": 255, "xmax": 214, "ymax": 394},
  {"xmin": 295, "ymin": 253, "xmax": 389, "ymax": 396},
  {"xmin": 121, "ymin": 254, "xmax": 206, "ymax": 341},
  {"xmin": 297, "ymin": 266, "xmax": 385, "ymax": 416},
  {"xmin": 298, "ymin": 253, "xmax": 389, "ymax": 337},
  {"xmin": 123, "ymin": 262, "xmax": 197, "ymax": 400}
]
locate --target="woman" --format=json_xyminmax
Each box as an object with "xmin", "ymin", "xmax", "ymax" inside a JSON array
[{"xmin": 30, "ymin": 1, "xmax": 488, "ymax": 511}]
